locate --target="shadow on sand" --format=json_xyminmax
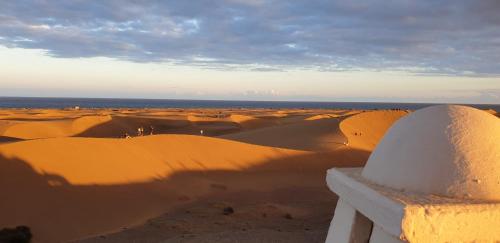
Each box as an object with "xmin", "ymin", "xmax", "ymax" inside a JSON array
[
  {"xmin": 0, "ymin": 136, "xmax": 24, "ymax": 144},
  {"xmin": 74, "ymin": 116, "xmax": 244, "ymax": 138},
  {"xmin": 0, "ymin": 147, "xmax": 369, "ymax": 242}
]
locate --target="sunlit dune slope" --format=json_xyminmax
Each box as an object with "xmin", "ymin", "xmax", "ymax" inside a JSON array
[
  {"xmin": 304, "ymin": 110, "xmax": 364, "ymax": 121},
  {"xmin": 0, "ymin": 120, "xmax": 13, "ymax": 134},
  {"xmin": 220, "ymin": 118, "xmax": 346, "ymax": 151},
  {"xmin": 0, "ymin": 109, "xmax": 374, "ymax": 243},
  {"xmin": 0, "ymin": 134, "xmax": 307, "ymax": 185},
  {"xmin": 229, "ymin": 114, "xmax": 279, "ymax": 129},
  {"xmin": 75, "ymin": 116, "xmax": 193, "ymax": 138},
  {"xmin": 0, "ymin": 114, "xmax": 259, "ymax": 139},
  {"xmin": 187, "ymin": 113, "xmax": 278, "ymax": 130},
  {"xmin": 484, "ymin": 108, "xmax": 499, "ymax": 117},
  {"xmin": 305, "ymin": 114, "xmax": 341, "ymax": 120},
  {"xmin": 339, "ymin": 110, "xmax": 409, "ymax": 151},
  {"xmin": 1, "ymin": 109, "xmax": 349, "ymax": 140},
  {"xmin": 1, "ymin": 115, "xmax": 112, "ymax": 139},
  {"xmin": 0, "ymin": 133, "xmax": 367, "ymax": 243},
  {"xmin": 484, "ymin": 109, "xmax": 496, "ymax": 115}
]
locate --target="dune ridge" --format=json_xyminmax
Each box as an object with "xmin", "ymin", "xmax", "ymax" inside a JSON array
[
  {"xmin": 0, "ymin": 108, "xmax": 414, "ymax": 242},
  {"xmin": 0, "ymin": 134, "xmax": 364, "ymax": 242},
  {"xmin": 221, "ymin": 118, "xmax": 347, "ymax": 151},
  {"xmin": 339, "ymin": 110, "xmax": 409, "ymax": 151},
  {"xmin": 1, "ymin": 115, "xmax": 112, "ymax": 139},
  {"xmin": 0, "ymin": 135, "xmax": 308, "ymax": 185}
]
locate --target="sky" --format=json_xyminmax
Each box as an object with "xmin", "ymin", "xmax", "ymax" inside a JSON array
[{"xmin": 0, "ymin": 0, "xmax": 499, "ymax": 103}]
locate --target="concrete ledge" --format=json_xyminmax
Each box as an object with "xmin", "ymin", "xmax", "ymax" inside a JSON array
[{"xmin": 326, "ymin": 168, "xmax": 500, "ymax": 242}]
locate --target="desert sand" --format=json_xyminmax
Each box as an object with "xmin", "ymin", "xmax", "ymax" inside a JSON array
[{"xmin": 0, "ymin": 107, "xmax": 494, "ymax": 242}]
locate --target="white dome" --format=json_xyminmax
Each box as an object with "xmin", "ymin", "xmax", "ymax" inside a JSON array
[{"xmin": 362, "ymin": 105, "xmax": 500, "ymax": 201}]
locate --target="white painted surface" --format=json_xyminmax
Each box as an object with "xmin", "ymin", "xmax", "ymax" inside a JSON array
[
  {"xmin": 326, "ymin": 168, "xmax": 500, "ymax": 242},
  {"xmin": 369, "ymin": 225, "xmax": 404, "ymax": 243},
  {"xmin": 326, "ymin": 198, "xmax": 372, "ymax": 243},
  {"xmin": 327, "ymin": 168, "xmax": 404, "ymax": 237},
  {"xmin": 361, "ymin": 105, "xmax": 500, "ymax": 200},
  {"xmin": 326, "ymin": 199, "xmax": 356, "ymax": 243}
]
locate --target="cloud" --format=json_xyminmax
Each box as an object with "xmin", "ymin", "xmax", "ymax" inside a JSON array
[{"xmin": 0, "ymin": 0, "xmax": 499, "ymax": 75}]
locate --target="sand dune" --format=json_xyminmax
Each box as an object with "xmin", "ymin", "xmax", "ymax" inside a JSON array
[
  {"xmin": 339, "ymin": 110, "xmax": 409, "ymax": 151},
  {"xmin": 1, "ymin": 115, "xmax": 112, "ymax": 139},
  {"xmin": 305, "ymin": 114, "xmax": 340, "ymax": 120},
  {"xmin": 1, "ymin": 114, "xmax": 242, "ymax": 139},
  {"xmin": 229, "ymin": 114, "xmax": 258, "ymax": 123},
  {"xmin": 186, "ymin": 114, "xmax": 222, "ymax": 122},
  {"xmin": 229, "ymin": 114, "xmax": 279, "ymax": 129},
  {"xmin": 0, "ymin": 136, "xmax": 23, "ymax": 144},
  {"xmin": 485, "ymin": 109, "xmax": 499, "ymax": 117},
  {"xmin": 76, "ymin": 187, "xmax": 340, "ymax": 243},
  {"xmin": 0, "ymin": 135, "xmax": 310, "ymax": 185},
  {"xmin": 0, "ymin": 109, "xmax": 355, "ymax": 141},
  {"xmin": 72, "ymin": 146, "xmax": 369, "ymax": 243},
  {"xmin": 304, "ymin": 110, "xmax": 364, "ymax": 121},
  {"xmin": 0, "ymin": 120, "xmax": 14, "ymax": 134},
  {"xmin": 0, "ymin": 105, "xmax": 497, "ymax": 242},
  {"xmin": 485, "ymin": 109, "xmax": 497, "ymax": 115},
  {"xmin": 0, "ymin": 108, "xmax": 381, "ymax": 242},
  {"xmin": 221, "ymin": 117, "xmax": 346, "ymax": 151},
  {"xmin": 0, "ymin": 109, "xmax": 293, "ymax": 140},
  {"xmin": 0, "ymin": 136, "xmax": 285, "ymax": 241},
  {"xmin": 0, "ymin": 132, "xmax": 368, "ymax": 242},
  {"xmin": 75, "ymin": 116, "xmax": 195, "ymax": 138}
]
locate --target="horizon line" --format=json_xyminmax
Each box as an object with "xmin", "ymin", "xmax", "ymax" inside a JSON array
[{"xmin": 0, "ymin": 96, "xmax": 499, "ymax": 106}]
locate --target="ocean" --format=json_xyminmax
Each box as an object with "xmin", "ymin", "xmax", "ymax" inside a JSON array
[{"xmin": 0, "ymin": 97, "xmax": 498, "ymax": 110}]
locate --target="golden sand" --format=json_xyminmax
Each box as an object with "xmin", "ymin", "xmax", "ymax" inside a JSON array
[{"xmin": 0, "ymin": 107, "xmax": 462, "ymax": 242}]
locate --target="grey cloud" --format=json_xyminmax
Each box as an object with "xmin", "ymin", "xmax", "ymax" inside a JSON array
[{"xmin": 0, "ymin": 0, "xmax": 499, "ymax": 75}]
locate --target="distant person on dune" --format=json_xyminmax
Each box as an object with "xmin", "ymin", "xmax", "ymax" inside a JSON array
[{"xmin": 150, "ymin": 125, "xmax": 154, "ymax": 135}]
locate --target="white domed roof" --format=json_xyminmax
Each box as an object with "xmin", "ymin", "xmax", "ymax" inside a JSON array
[{"xmin": 362, "ymin": 105, "xmax": 500, "ymax": 200}]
